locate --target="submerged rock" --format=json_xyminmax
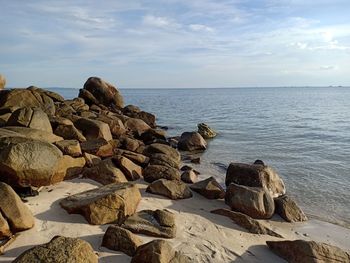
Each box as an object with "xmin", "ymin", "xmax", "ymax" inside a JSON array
[
  {"xmin": 177, "ymin": 132, "xmax": 207, "ymax": 151},
  {"xmin": 275, "ymin": 195, "xmax": 308, "ymax": 222},
  {"xmin": 197, "ymin": 123, "xmax": 217, "ymax": 139}
]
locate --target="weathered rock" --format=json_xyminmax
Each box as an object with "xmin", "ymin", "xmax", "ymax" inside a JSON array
[
  {"xmin": 225, "ymin": 183, "xmax": 275, "ymax": 219},
  {"xmin": 0, "ymin": 137, "xmax": 63, "ymax": 187},
  {"xmin": 94, "ymin": 114, "xmax": 126, "ymax": 137},
  {"xmin": 181, "ymin": 170, "xmax": 198, "ymax": 184},
  {"xmin": 198, "ymin": 123, "xmax": 217, "ymax": 139},
  {"xmin": 143, "ymin": 143, "xmax": 181, "ymax": 164},
  {"xmin": 266, "ymin": 240, "xmax": 350, "ymax": 263},
  {"xmin": 140, "ymin": 129, "xmax": 166, "ymax": 144},
  {"xmin": 149, "ymin": 153, "xmax": 180, "ymax": 169},
  {"xmin": 119, "ymin": 135, "xmax": 144, "ymax": 152},
  {"xmin": 211, "ymin": 209, "xmax": 282, "ymax": 238},
  {"xmin": 78, "ymin": 88, "xmax": 99, "ymax": 105},
  {"xmin": 80, "ymin": 138, "xmax": 113, "ymax": 158},
  {"xmin": 13, "ymin": 236, "xmax": 98, "ymax": 263},
  {"xmin": 83, "ymin": 152, "xmax": 101, "ymax": 167},
  {"xmin": 190, "ymin": 177, "xmax": 225, "ymax": 199},
  {"xmin": 55, "ymin": 139, "xmax": 82, "ymax": 157},
  {"xmin": 114, "ymin": 149, "xmax": 149, "ymax": 166},
  {"xmin": 113, "ymin": 155, "xmax": 142, "ymax": 181},
  {"xmin": 146, "ymin": 179, "xmax": 193, "ymax": 200},
  {"xmin": 125, "ymin": 118, "xmax": 151, "ymax": 136},
  {"xmin": 177, "ymin": 132, "xmax": 207, "ymax": 151},
  {"xmin": 0, "ymin": 74, "xmax": 6, "ymax": 90},
  {"xmin": 51, "ymin": 117, "xmax": 86, "ymax": 142},
  {"xmin": 225, "ymin": 162, "xmax": 286, "ymax": 198},
  {"xmin": 123, "ymin": 106, "xmax": 156, "ymax": 128},
  {"xmin": 123, "ymin": 209, "xmax": 176, "ymax": 238},
  {"xmin": 102, "ymin": 225, "xmax": 142, "ymax": 256},
  {"xmin": 83, "ymin": 158, "xmax": 128, "ymax": 185},
  {"xmin": 131, "ymin": 240, "xmax": 191, "ymax": 263},
  {"xmin": 55, "ymin": 155, "xmax": 86, "ymax": 180},
  {"xmin": 275, "ymin": 195, "xmax": 308, "ymax": 222},
  {"xmin": 143, "ymin": 165, "xmax": 181, "ymax": 183},
  {"xmin": 1, "ymin": 126, "xmax": 63, "ymax": 143},
  {"xmin": 180, "ymin": 165, "xmax": 200, "ymax": 175},
  {"xmin": 0, "ymin": 211, "xmax": 11, "ymax": 238},
  {"xmin": 80, "ymin": 77, "xmax": 124, "ymax": 108},
  {"xmin": 0, "ymin": 182, "xmax": 34, "ymax": 235},
  {"xmin": 190, "ymin": 157, "xmax": 201, "ymax": 164},
  {"xmin": 74, "ymin": 117, "xmax": 112, "ymax": 141},
  {"xmin": 60, "ymin": 183, "xmax": 141, "ymax": 225}
]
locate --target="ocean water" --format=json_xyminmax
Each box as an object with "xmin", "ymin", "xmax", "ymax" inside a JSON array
[{"xmin": 50, "ymin": 87, "xmax": 350, "ymax": 227}]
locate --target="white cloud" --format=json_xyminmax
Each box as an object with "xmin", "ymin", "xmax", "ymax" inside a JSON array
[
  {"xmin": 320, "ymin": 65, "xmax": 338, "ymax": 70},
  {"xmin": 143, "ymin": 15, "xmax": 179, "ymax": 29},
  {"xmin": 189, "ymin": 24, "xmax": 214, "ymax": 32}
]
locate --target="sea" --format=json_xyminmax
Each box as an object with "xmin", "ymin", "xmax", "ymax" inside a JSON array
[{"xmin": 48, "ymin": 86, "xmax": 350, "ymax": 228}]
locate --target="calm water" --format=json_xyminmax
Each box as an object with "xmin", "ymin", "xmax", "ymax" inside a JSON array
[{"xmin": 51, "ymin": 87, "xmax": 350, "ymax": 227}]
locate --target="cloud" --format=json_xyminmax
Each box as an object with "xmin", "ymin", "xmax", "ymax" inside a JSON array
[
  {"xmin": 320, "ymin": 65, "xmax": 338, "ymax": 70},
  {"xmin": 189, "ymin": 24, "xmax": 214, "ymax": 32},
  {"xmin": 142, "ymin": 15, "xmax": 179, "ymax": 29}
]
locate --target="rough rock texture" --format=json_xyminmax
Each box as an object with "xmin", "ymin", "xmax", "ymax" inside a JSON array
[
  {"xmin": 143, "ymin": 165, "xmax": 181, "ymax": 183},
  {"xmin": 143, "ymin": 143, "xmax": 181, "ymax": 164},
  {"xmin": 102, "ymin": 225, "xmax": 142, "ymax": 256},
  {"xmin": 1, "ymin": 126, "xmax": 63, "ymax": 143},
  {"xmin": 140, "ymin": 129, "xmax": 166, "ymax": 144},
  {"xmin": 13, "ymin": 236, "xmax": 98, "ymax": 263},
  {"xmin": 146, "ymin": 179, "xmax": 193, "ymax": 200},
  {"xmin": 0, "ymin": 211, "xmax": 11, "ymax": 237},
  {"xmin": 55, "ymin": 155, "xmax": 86, "ymax": 180},
  {"xmin": 197, "ymin": 123, "xmax": 217, "ymax": 139},
  {"xmin": 190, "ymin": 177, "xmax": 225, "ymax": 199},
  {"xmin": 114, "ymin": 149, "xmax": 149, "ymax": 166},
  {"xmin": 51, "ymin": 117, "xmax": 86, "ymax": 142},
  {"xmin": 275, "ymin": 195, "xmax": 308, "ymax": 222},
  {"xmin": 123, "ymin": 209, "xmax": 176, "ymax": 238},
  {"xmin": 94, "ymin": 114, "xmax": 126, "ymax": 137},
  {"xmin": 149, "ymin": 153, "xmax": 180, "ymax": 169},
  {"xmin": 211, "ymin": 209, "xmax": 282, "ymax": 238},
  {"xmin": 60, "ymin": 183, "xmax": 140, "ymax": 225},
  {"xmin": 131, "ymin": 240, "xmax": 191, "ymax": 263},
  {"xmin": 0, "ymin": 137, "xmax": 63, "ymax": 187},
  {"xmin": 74, "ymin": 117, "xmax": 112, "ymax": 141},
  {"xmin": 225, "ymin": 162, "xmax": 286, "ymax": 198},
  {"xmin": 124, "ymin": 118, "xmax": 151, "ymax": 136},
  {"xmin": 80, "ymin": 138, "xmax": 113, "ymax": 158},
  {"xmin": 80, "ymin": 77, "xmax": 124, "ymax": 108},
  {"xmin": 177, "ymin": 132, "xmax": 207, "ymax": 151},
  {"xmin": 266, "ymin": 240, "xmax": 350, "ymax": 263},
  {"xmin": 83, "ymin": 152, "xmax": 101, "ymax": 167},
  {"xmin": 0, "ymin": 182, "xmax": 34, "ymax": 234},
  {"xmin": 113, "ymin": 155, "xmax": 142, "ymax": 181},
  {"xmin": 55, "ymin": 139, "xmax": 82, "ymax": 157},
  {"xmin": 225, "ymin": 183, "xmax": 275, "ymax": 219},
  {"xmin": 0, "ymin": 74, "xmax": 5, "ymax": 90},
  {"xmin": 181, "ymin": 170, "xmax": 198, "ymax": 184}
]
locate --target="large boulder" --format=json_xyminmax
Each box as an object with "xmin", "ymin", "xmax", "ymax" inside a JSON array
[
  {"xmin": 225, "ymin": 162, "xmax": 286, "ymax": 198},
  {"xmin": 102, "ymin": 225, "xmax": 142, "ymax": 256},
  {"xmin": 55, "ymin": 139, "xmax": 82, "ymax": 157},
  {"xmin": 51, "ymin": 117, "xmax": 86, "ymax": 142},
  {"xmin": 94, "ymin": 114, "xmax": 126, "ymax": 137},
  {"xmin": 225, "ymin": 183, "xmax": 275, "ymax": 219},
  {"xmin": 123, "ymin": 209, "xmax": 176, "ymax": 238},
  {"xmin": 149, "ymin": 153, "xmax": 180, "ymax": 169},
  {"xmin": 0, "ymin": 127, "xmax": 63, "ymax": 143},
  {"xmin": 144, "ymin": 143, "xmax": 180, "ymax": 162},
  {"xmin": 55, "ymin": 155, "xmax": 86, "ymax": 180},
  {"xmin": 266, "ymin": 240, "xmax": 350, "ymax": 263},
  {"xmin": 79, "ymin": 77, "xmax": 124, "ymax": 109},
  {"xmin": 0, "ymin": 182, "xmax": 34, "ymax": 236},
  {"xmin": 0, "ymin": 74, "xmax": 6, "ymax": 90},
  {"xmin": 131, "ymin": 240, "xmax": 191, "ymax": 263},
  {"xmin": 0, "ymin": 137, "xmax": 63, "ymax": 187},
  {"xmin": 146, "ymin": 179, "xmax": 193, "ymax": 200},
  {"xmin": 60, "ymin": 183, "xmax": 141, "ymax": 225},
  {"xmin": 140, "ymin": 129, "xmax": 166, "ymax": 144},
  {"xmin": 74, "ymin": 117, "xmax": 112, "ymax": 141},
  {"xmin": 113, "ymin": 155, "xmax": 142, "ymax": 181},
  {"xmin": 143, "ymin": 165, "xmax": 181, "ymax": 183},
  {"xmin": 177, "ymin": 132, "xmax": 207, "ymax": 151},
  {"xmin": 124, "ymin": 118, "xmax": 151, "ymax": 137},
  {"xmin": 197, "ymin": 123, "xmax": 217, "ymax": 139},
  {"xmin": 13, "ymin": 236, "xmax": 98, "ymax": 263},
  {"xmin": 275, "ymin": 195, "xmax": 308, "ymax": 222},
  {"xmin": 190, "ymin": 177, "xmax": 225, "ymax": 199}
]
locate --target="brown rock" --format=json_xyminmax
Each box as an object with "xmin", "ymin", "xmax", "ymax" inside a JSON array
[
  {"xmin": 55, "ymin": 139, "xmax": 82, "ymax": 157},
  {"xmin": 74, "ymin": 117, "xmax": 112, "ymax": 141},
  {"xmin": 94, "ymin": 114, "xmax": 126, "ymax": 137},
  {"xmin": 80, "ymin": 138, "xmax": 113, "ymax": 158},
  {"xmin": 143, "ymin": 165, "xmax": 181, "ymax": 183},
  {"xmin": 51, "ymin": 117, "xmax": 86, "ymax": 142},
  {"xmin": 54, "ymin": 155, "xmax": 86, "ymax": 180},
  {"xmin": 177, "ymin": 132, "xmax": 207, "ymax": 151},
  {"xmin": 275, "ymin": 195, "xmax": 308, "ymax": 222},
  {"xmin": 113, "ymin": 155, "xmax": 142, "ymax": 181},
  {"xmin": 190, "ymin": 177, "xmax": 225, "ymax": 199},
  {"xmin": 198, "ymin": 123, "xmax": 217, "ymax": 139},
  {"xmin": 181, "ymin": 170, "xmax": 198, "ymax": 184},
  {"xmin": 143, "ymin": 143, "xmax": 181, "ymax": 164},
  {"xmin": 124, "ymin": 118, "xmax": 151, "ymax": 136},
  {"xmin": 0, "ymin": 211, "xmax": 11, "ymax": 238},
  {"xmin": 119, "ymin": 135, "xmax": 144, "ymax": 152},
  {"xmin": 149, "ymin": 153, "xmax": 180, "ymax": 169},
  {"xmin": 1, "ymin": 126, "xmax": 63, "ymax": 143},
  {"xmin": 146, "ymin": 179, "xmax": 193, "ymax": 200},
  {"xmin": 83, "ymin": 152, "xmax": 101, "ymax": 167},
  {"xmin": 140, "ymin": 129, "xmax": 166, "ymax": 144},
  {"xmin": 114, "ymin": 149, "xmax": 149, "ymax": 166}
]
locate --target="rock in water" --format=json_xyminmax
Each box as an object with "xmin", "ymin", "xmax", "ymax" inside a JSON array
[
  {"xmin": 131, "ymin": 240, "xmax": 191, "ymax": 263},
  {"xmin": 0, "ymin": 74, "xmax": 6, "ymax": 90},
  {"xmin": 275, "ymin": 195, "xmax": 307, "ymax": 222},
  {"xmin": 225, "ymin": 183, "xmax": 275, "ymax": 219},
  {"xmin": 146, "ymin": 179, "xmax": 193, "ymax": 200},
  {"xmin": 266, "ymin": 240, "xmax": 350, "ymax": 263},
  {"xmin": 197, "ymin": 123, "xmax": 217, "ymax": 139},
  {"xmin": 225, "ymin": 162, "xmax": 286, "ymax": 198},
  {"xmin": 80, "ymin": 77, "xmax": 124, "ymax": 109},
  {"xmin": 13, "ymin": 236, "xmax": 98, "ymax": 263},
  {"xmin": 177, "ymin": 132, "xmax": 207, "ymax": 151},
  {"xmin": 102, "ymin": 225, "xmax": 142, "ymax": 256},
  {"xmin": 122, "ymin": 209, "xmax": 176, "ymax": 238},
  {"xmin": 190, "ymin": 177, "xmax": 225, "ymax": 199},
  {"xmin": 60, "ymin": 183, "xmax": 141, "ymax": 225}
]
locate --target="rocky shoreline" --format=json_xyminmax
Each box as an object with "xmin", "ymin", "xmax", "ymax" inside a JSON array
[{"xmin": 0, "ymin": 75, "xmax": 349, "ymax": 262}]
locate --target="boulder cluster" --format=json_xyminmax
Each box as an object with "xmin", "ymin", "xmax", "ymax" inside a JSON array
[{"xmin": 0, "ymin": 75, "xmax": 348, "ymax": 262}]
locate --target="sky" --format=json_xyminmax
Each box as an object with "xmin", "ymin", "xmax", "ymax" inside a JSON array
[{"xmin": 1, "ymin": 0, "xmax": 350, "ymax": 88}]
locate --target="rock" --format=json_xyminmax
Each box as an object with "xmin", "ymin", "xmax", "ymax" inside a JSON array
[
  {"xmin": 51, "ymin": 117, "xmax": 86, "ymax": 142},
  {"xmin": 181, "ymin": 170, "xmax": 198, "ymax": 184},
  {"xmin": 55, "ymin": 155, "xmax": 86, "ymax": 180},
  {"xmin": 146, "ymin": 179, "xmax": 193, "ymax": 200},
  {"xmin": 124, "ymin": 118, "xmax": 151, "ymax": 136},
  {"xmin": 211, "ymin": 209, "xmax": 282, "ymax": 238},
  {"xmin": 143, "ymin": 165, "xmax": 181, "ymax": 183},
  {"xmin": 83, "ymin": 158, "xmax": 128, "ymax": 185},
  {"xmin": 225, "ymin": 183, "xmax": 275, "ymax": 219},
  {"xmin": 140, "ymin": 129, "xmax": 166, "ymax": 144},
  {"xmin": 113, "ymin": 155, "xmax": 142, "ymax": 181},
  {"xmin": 60, "ymin": 183, "xmax": 141, "ymax": 225},
  {"xmin": 0, "ymin": 211, "xmax": 11, "ymax": 238},
  {"xmin": 177, "ymin": 132, "xmax": 207, "ymax": 151},
  {"xmin": 74, "ymin": 117, "xmax": 112, "ymax": 141},
  {"xmin": 143, "ymin": 143, "xmax": 181, "ymax": 164},
  {"xmin": 180, "ymin": 165, "xmax": 200, "ymax": 174},
  {"xmin": 225, "ymin": 162, "xmax": 286, "ymax": 198},
  {"xmin": 275, "ymin": 195, "xmax": 308, "ymax": 222},
  {"xmin": 78, "ymin": 89, "xmax": 99, "ymax": 105},
  {"xmin": 123, "ymin": 209, "xmax": 176, "ymax": 238},
  {"xmin": 0, "ymin": 182, "xmax": 34, "ymax": 234},
  {"xmin": 266, "ymin": 240, "xmax": 350, "ymax": 263},
  {"xmin": 0, "ymin": 74, "xmax": 6, "ymax": 90},
  {"xmin": 13, "ymin": 236, "xmax": 98, "ymax": 263},
  {"xmin": 123, "ymin": 105, "xmax": 141, "ymax": 114},
  {"xmin": 80, "ymin": 138, "xmax": 113, "ymax": 158},
  {"xmin": 114, "ymin": 149, "xmax": 149, "ymax": 166},
  {"xmin": 102, "ymin": 225, "xmax": 142, "ymax": 256},
  {"xmin": 131, "ymin": 240, "xmax": 191, "ymax": 263},
  {"xmin": 1, "ymin": 126, "xmax": 63, "ymax": 143},
  {"xmin": 80, "ymin": 77, "xmax": 124, "ymax": 108},
  {"xmin": 55, "ymin": 139, "xmax": 82, "ymax": 157},
  {"xmin": 253, "ymin": 159, "xmax": 265, "ymax": 165},
  {"xmin": 7, "ymin": 107, "xmax": 53, "ymax": 133},
  {"xmin": 83, "ymin": 152, "xmax": 101, "ymax": 167},
  {"xmin": 94, "ymin": 114, "xmax": 126, "ymax": 137},
  {"xmin": 119, "ymin": 135, "xmax": 144, "ymax": 152},
  {"xmin": 190, "ymin": 177, "xmax": 225, "ymax": 199},
  {"xmin": 197, "ymin": 123, "xmax": 217, "ymax": 139},
  {"xmin": 190, "ymin": 157, "xmax": 201, "ymax": 164},
  {"xmin": 149, "ymin": 153, "xmax": 180, "ymax": 169},
  {"xmin": 0, "ymin": 137, "xmax": 63, "ymax": 187},
  {"xmin": 123, "ymin": 106, "xmax": 156, "ymax": 128}
]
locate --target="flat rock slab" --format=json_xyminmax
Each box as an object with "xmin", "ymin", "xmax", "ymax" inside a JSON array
[
  {"xmin": 190, "ymin": 176, "xmax": 225, "ymax": 199},
  {"xmin": 122, "ymin": 209, "xmax": 176, "ymax": 238},
  {"xmin": 146, "ymin": 179, "xmax": 193, "ymax": 200},
  {"xmin": 60, "ymin": 183, "xmax": 141, "ymax": 225}
]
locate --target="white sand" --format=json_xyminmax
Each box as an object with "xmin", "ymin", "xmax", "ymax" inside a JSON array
[{"xmin": 1, "ymin": 178, "xmax": 349, "ymax": 263}]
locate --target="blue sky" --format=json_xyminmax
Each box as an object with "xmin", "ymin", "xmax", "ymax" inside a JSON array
[{"xmin": 1, "ymin": 0, "xmax": 350, "ymax": 88}]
